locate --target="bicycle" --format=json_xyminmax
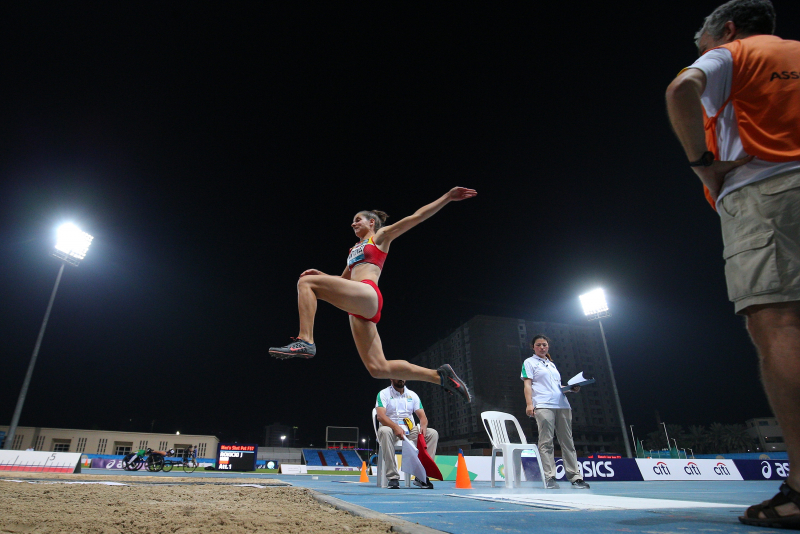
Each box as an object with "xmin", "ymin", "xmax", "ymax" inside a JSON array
[{"xmin": 162, "ymin": 451, "xmax": 198, "ymax": 473}]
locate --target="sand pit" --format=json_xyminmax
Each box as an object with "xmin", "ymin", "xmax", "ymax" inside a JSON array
[{"xmin": 0, "ymin": 473, "xmax": 392, "ymax": 534}]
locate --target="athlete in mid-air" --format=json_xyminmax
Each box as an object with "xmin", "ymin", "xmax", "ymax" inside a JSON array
[{"xmin": 269, "ymin": 186, "xmax": 476, "ymax": 402}]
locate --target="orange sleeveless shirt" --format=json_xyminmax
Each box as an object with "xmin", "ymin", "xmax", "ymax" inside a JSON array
[{"xmin": 701, "ymin": 35, "xmax": 800, "ymax": 207}]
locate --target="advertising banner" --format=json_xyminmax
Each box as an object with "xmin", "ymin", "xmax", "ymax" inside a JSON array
[
  {"xmin": 521, "ymin": 456, "xmax": 644, "ymax": 482},
  {"xmin": 91, "ymin": 458, "xmax": 126, "ymax": 469},
  {"xmin": 431, "ymin": 455, "xmax": 492, "ymax": 481},
  {"xmin": 279, "ymin": 464, "xmax": 307, "ymax": 474},
  {"xmin": 734, "ymin": 459, "xmax": 791, "ymax": 481},
  {"xmin": 636, "ymin": 459, "xmax": 743, "ymax": 481}
]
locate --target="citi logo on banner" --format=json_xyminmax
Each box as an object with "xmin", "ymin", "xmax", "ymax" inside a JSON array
[
  {"xmin": 653, "ymin": 462, "xmax": 670, "ymax": 476},
  {"xmin": 684, "ymin": 462, "xmax": 701, "ymax": 475},
  {"xmin": 713, "ymin": 462, "xmax": 730, "ymax": 476},
  {"xmin": 636, "ymin": 459, "xmax": 743, "ymax": 481}
]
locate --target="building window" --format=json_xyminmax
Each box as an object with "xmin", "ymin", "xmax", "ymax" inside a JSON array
[
  {"xmin": 198, "ymin": 443, "xmax": 207, "ymax": 458},
  {"xmin": 35, "ymin": 436, "xmax": 46, "ymax": 451},
  {"xmin": 138, "ymin": 440, "xmax": 148, "ymax": 450},
  {"xmin": 97, "ymin": 439, "xmax": 108, "ymax": 454},
  {"xmin": 53, "ymin": 442, "xmax": 71, "ymax": 452},
  {"xmin": 76, "ymin": 437, "xmax": 87, "ymax": 453},
  {"xmin": 12, "ymin": 435, "xmax": 24, "ymax": 450},
  {"xmin": 115, "ymin": 445, "xmax": 132, "ymax": 455}
]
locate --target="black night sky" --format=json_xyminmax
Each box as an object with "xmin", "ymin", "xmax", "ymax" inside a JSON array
[{"xmin": 2, "ymin": 2, "xmax": 800, "ymax": 448}]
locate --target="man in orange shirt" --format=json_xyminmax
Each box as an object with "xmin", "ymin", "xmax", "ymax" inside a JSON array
[{"xmin": 666, "ymin": 0, "xmax": 800, "ymax": 528}]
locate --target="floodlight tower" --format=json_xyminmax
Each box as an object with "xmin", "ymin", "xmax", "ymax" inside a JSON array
[
  {"xmin": 3, "ymin": 223, "xmax": 93, "ymax": 450},
  {"xmin": 579, "ymin": 288, "xmax": 633, "ymax": 458}
]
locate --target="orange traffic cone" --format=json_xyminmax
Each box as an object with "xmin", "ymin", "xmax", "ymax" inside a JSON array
[
  {"xmin": 455, "ymin": 449, "xmax": 472, "ymax": 489},
  {"xmin": 359, "ymin": 461, "xmax": 369, "ymax": 483}
]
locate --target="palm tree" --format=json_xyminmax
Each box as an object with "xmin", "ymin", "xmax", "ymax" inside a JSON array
[
  {"xmin": 723, "ymin": 423, "xmax": 755, "ymax": 453},
  {"xmin": 686, "ymin": 425, "xmax": 710, "ymax": 454},
  {"xmin": 644, "ymin": 429, "xmax": 668, "ymax": 452},
  {"xmin": 708, "ymin": 422, "xmax": 727, "ymax": 454}
]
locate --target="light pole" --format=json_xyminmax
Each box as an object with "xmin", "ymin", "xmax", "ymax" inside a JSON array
[
  {"xmin": 662, "ymin": 422, "xmax": 671, "ymax": 451},
  {"xmin": 4, "ymin": 223, "xmax": 93, "ymax": 450},
  {"xmin": 672, "ymin": 438, "xmax": 680, "ymax": 457},
  {"xmin": 630, "ymin": 425, "xmax": 637, "ymax": 457},
  {"xmin": 688, "ymin": 448, "xmax": 695, "ymax": 459},
  {"xmin": 281, "ymin": 435, "xmax": 286, "ymax": 447},
  {"xmin": 579, "ymin": 289, "xmax": 633, "ymax": 458}
]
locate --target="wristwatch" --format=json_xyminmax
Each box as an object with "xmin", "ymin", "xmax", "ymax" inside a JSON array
[{"xmin": 689, "ymin": 151, "xmax": 715, "ymax": 167}]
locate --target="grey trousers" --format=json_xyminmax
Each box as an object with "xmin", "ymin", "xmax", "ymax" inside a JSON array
[
  {"xmin": 377, "ymin": 425, "xmax": 438, "ymax": 480},
  {"xmin": 534, "ymin": 408, "xmax": 581, "ymax": 482}
]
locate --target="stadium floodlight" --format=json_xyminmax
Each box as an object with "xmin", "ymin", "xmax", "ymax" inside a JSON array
[
  {"xmin": 579, "ymin": 288, "xmax": 632, "ymax": 459},
  {"xmin": 580, "ymin": 288, "xmax": 610, "ymax": 320},
  {"xmin": 280, "ymin": 435, "xmax": 286, "ymax": 447},
  {"xmin": 3, "ymin": 223, "xmax": 94, "ymax": 450},
  {"xmin": 53, "ymin": 223, "xmax": 94, "ymax": 266}
]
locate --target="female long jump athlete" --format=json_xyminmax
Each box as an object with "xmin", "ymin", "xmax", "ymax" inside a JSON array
[{"xmin": 269, "ymin": 186, "xmax": 476, "ymax": 402}]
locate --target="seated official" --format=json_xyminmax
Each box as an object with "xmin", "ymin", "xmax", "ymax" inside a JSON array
[{"xmin": 375, "ymin": 379, "xmax": 438, "ymax": 489}]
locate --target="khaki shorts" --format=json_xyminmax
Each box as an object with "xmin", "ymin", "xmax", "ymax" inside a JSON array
[{"xmin": 719, "ymin": 171, "xmax": 800, "ymax": 314}]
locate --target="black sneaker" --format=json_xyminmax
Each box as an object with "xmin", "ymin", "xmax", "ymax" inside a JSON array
[
  {"xmin": 269, "ymin": 338, "xmax": 316, "ymax": 359},
  {"xmin": 437, "ymin": 364, "xmax": 471, "ymax": 402},
  {"xmin": 571, "ymin": 479, "xmax": 590, "ymax": 489},
  {"xmin": 387, "ymin": 479, "xmax": 400, "ymax": 489},
  {"xmin": 545, "ymin": 477, "xmax": 560, "ymax": 489},
  {"xmin": 413, "ymin": 478, "xmax": 434, "ymax": 489}
]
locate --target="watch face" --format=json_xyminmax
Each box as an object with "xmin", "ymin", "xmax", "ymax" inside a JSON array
[{"xmin": 702, "ymin": 151, "xmax": 715, "ymax": 166}]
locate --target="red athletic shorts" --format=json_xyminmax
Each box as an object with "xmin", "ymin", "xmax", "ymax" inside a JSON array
[{"xmin": 348, "ymin": 279, "xmax": 383, "ymax": 324}]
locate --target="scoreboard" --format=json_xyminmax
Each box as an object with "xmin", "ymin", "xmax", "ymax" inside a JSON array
[{"xmin": 216, "ymin": 443, "xmax": 258, "ymax": 471}]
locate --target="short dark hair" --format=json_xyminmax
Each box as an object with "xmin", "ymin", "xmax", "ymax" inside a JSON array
[{"xmin": 696, "ymin": 0, "xmax": 776, "ymax": 44}]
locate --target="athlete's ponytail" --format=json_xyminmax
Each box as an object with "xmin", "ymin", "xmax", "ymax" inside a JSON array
[{"xmin": 360, "ymin": 210, "xmax": 389, "ymax": 231}]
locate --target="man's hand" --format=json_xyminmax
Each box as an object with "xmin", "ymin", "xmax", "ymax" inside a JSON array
[
  {"xmin": 526, "ymin": 405, "xmax": 534, "ymax": 417},
  {"xmin": 694, "ymin": 156, "xmax": 755, "ymax": 203},
  {"xmin": 393, "ymin": 425, "xmax": 406, "ymax": 438},
  {"xmin": 420, "ymin": 424, "xmax": 427, "ymax": 437}
]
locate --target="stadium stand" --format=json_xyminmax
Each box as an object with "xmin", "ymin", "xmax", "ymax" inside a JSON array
[{"xmin": 301, "ymin": 449, "xmax": 363, "ymax": 467}]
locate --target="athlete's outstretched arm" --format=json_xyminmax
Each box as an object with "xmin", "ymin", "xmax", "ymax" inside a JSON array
[{"xmin": 374, "ymin": 186, "xmax": 476, "ymax": 246}]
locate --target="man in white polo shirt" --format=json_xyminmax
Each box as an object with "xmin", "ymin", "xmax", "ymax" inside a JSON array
[{"xmin": 375, "ymin": 379, "xmax": 438, "ymax": 489}]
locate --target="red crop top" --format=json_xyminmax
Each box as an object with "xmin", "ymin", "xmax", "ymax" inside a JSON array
[{"xmin": 347, "ymin": 236, "xmax": 388, "ymax": 271}]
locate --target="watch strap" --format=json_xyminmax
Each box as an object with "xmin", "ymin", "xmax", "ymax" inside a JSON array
[{"xmin": 689, "ymin": 151, "xmax": 715, "ymax": 167}]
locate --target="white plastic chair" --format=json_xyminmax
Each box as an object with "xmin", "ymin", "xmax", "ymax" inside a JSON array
[
  {"xmin": 371, "ymin": 408, "xmax": 411, "ymax": 488},
  {"xmin": 481, "ymin": 411, "xmax": 546, "ymax": 488}
]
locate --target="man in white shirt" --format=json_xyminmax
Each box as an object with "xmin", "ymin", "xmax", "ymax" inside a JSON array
[
  {"xmin": 666, "ymin": 0, "xmax": 800, "ymax": 527},
  {"xmin": 375, "ymin": 379, "xmax": 438, "ymax": 489}
]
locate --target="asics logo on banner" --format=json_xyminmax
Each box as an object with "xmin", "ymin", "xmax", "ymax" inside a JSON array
[
  {"xmin": 712, "ymin": 462, "xmax": 730, "ymax": 476},
  {"xmin": 761, "ymin": 461, "xmax": 772, "ymax": 478},
  {"xmin": 555, "ymin": 459, "xmax": 565, "ymax": 479},
  {"xmin": 652, "ymin": 461, "xmax": 670, "ymax": 476},
  {"xmin": 684, "ymin": 462, "xmax": 701, "ymax": 475},
  {"xmin": 762, "ymin": 461, "xmax": 791, "ymax": 478},
  {"xmin": 580, "ymin": 460, "xmax": 615, "ymax": 478}
]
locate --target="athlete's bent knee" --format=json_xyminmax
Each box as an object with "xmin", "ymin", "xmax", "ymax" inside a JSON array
[{"xmin": 365, "ymin": 361, "xmax": 390, "ymax": 379}]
